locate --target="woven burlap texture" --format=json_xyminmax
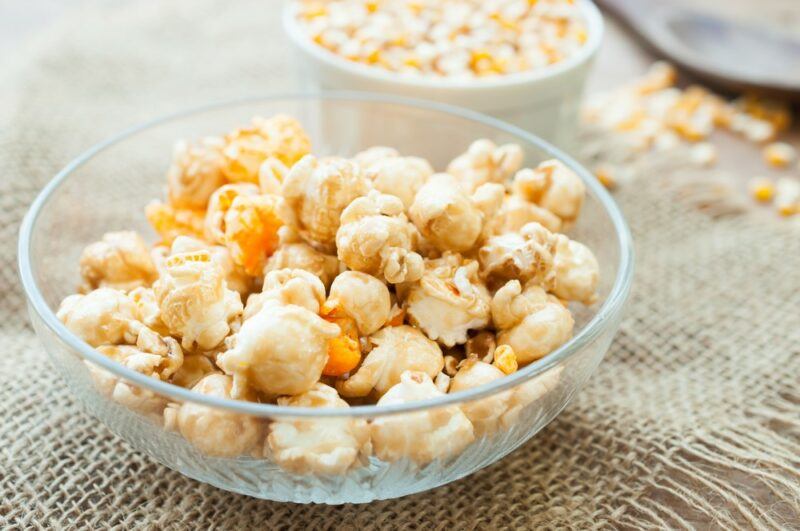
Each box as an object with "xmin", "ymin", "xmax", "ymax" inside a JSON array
[{"xmin": 2, "ymin": 1, "xmax": 799, "ymax": 529}]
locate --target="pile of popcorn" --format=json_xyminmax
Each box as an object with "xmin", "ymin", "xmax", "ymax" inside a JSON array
[
  {"xmin": 57, "ymin": 114, "xmax": 598, "ymax": 473},
  {"xmin": 581, "ymin": 62, "xmax": 800, "ymax": 217},
  {"xmin": 294, "ymin": 0, "xmax": 588, "ymax": 78}
]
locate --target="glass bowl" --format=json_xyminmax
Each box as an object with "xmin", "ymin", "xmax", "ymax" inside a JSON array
[{"xmin": 18, "ymin": 94, "xmax": 633, "ymax": 504}]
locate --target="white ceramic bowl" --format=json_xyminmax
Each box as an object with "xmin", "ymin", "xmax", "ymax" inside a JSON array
[{"xmin": 283, "ymin": 0, "xmax": 604, "ymax": 151}]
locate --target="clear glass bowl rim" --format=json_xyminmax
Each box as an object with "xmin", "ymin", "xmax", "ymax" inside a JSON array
[
  {"xmin": 282, "ymin": 0, "xmax": 604, "ymax": 90},
  {"xmin": 18, "ymin": 92, "xmax": 634, "ymax": 419}
]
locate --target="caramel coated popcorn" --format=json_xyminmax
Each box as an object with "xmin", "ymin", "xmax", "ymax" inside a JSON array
[{"xmin": 59, "ymin": 113, "xmax": 599, "ymax": 472}]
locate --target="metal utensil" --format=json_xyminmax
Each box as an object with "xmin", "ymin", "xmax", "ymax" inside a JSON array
[{"xmin": 595, "ymin": 0, "xmax": 800, "ymax": 99}]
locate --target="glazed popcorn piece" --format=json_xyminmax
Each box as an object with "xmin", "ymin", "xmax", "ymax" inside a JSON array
[
  {"xmin": 513, "ymin": 159, "xmax": 586, "ymax": 223},
  {"xmin": 337, "ymin": 325, "xmax": 443, "ymax": 398},
  {"xmin": 203, "ymin": 183, "xmax": 260, "ymax": 244},
  {"xmin": 478, "ymin": 221, "xmax": 558, "ymax": 289},
  {"xmin": 221, "ymin": 114, "xmax": 311, "ymax": 183},
  {"xmin": 336, "ymin": 190, "xmax": 424, "ymax": 284},
  {"xmin": 404, "ymin": 253, "xmax": 491, "ymax": 347},
  {"xmin": 282, "ymin": 155, "xmax": 371, "ymax": 251},
  {"xmin": 258, "ymin": 156, "xmax": 291, "ymax": 195},
  {"xmin": 79, "ymin": 231, "xmax": 158, "ymax": 293},
  {"xmin": 447, "ymin": 139, "xmax": 524, "ymax": 193},
  {"xmin": 370, "ymin": 371, "xmax": 474, "ymax": 465},
  {"xmin": 165, "ymin": 374, "xmax": 262, "ymax": 457},
  {"xmin": 327, "ymin": 271, "xmax": 391, "ymax": 336},
  {"xmin": 264, "ymin": 242, "xmax": 342, "ymax": 289},
  {"xmin": 153, "ymin": 250, "xmax": 243, "ymax": 351},
  {"xmin": 492, "ymin": 280, "xmax": 574, "ymax": 364},
  {"xmin": 244, "ymin": 268, "xmax": 327, "ymax": 319},
  {"xmin": 166, "ymin": 137, "xmax": 226, "ymax": 209},
  {"xmin": 360, "ymin": 154, "xmax": 434, "ymax": 211},
  {"xmin": 169, "ymin": 236, "xmax": 253, "ymax": 297},
  {"xmin": 551, "ymin": 236, "xmax": 600, "ymax": 304},
  {"xmin": 222, "ymin": 194, "xmax": 288, "ymax": 276},
  {"xmin": 482, "ymin": 194, "xmax": 563, "ymax": 237},
  {"xmin": 449, "ymin": 357, "xmax": 512, "ymax": 436},
  {"xmin": 217, "ymin": 300, "xmax": 340, "ymax": 397},
  {"xmin": 145, "ymin": 200, "xmax": 206, "ymax": 245},
  {"xmin": 267, "ymin": 383, "xmax": 370, "ymax": 475},
  {"xmin": 57, "ymin": 288, "xmax": 141, "ymax": 347},
  {"xmin": 408, "ymin": 173, "xmax": 485, "ymax": 253}
]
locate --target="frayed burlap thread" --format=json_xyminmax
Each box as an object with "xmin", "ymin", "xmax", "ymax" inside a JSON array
[{"xmin": 1, "ymin": 1, "xmax": 798, "ymax": 528}]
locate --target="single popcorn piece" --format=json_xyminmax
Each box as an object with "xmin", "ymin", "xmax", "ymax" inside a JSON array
[
  {"xmin": 79, "ymin": 231, "xmax": 158, "ymax": 293},
  {"xmin": 169, "ymin": 236, "xmax": 253, "ymax": 296},
  {"xmin": 774, "ymin": 177, "xmax": 800, "ymax": 216},
  {"xmin": 57, "ymin": 288, "xmax": 141, "ymax": 347},
  {"xmin": 513, "ymin": 159, "xmax": 586, "ymax": 223},
  {"xmin": 282, "ymin": 155, "xmax": 372, "ymax": 251},
  {"xmin": 153, "ymin": 250, "xmax": 243, "ymax": 351},
  {"xmin": 482, "ymin": 194, "xmax": 563, "ymax": 236},
  {"xmin": 763, "ymin": 142, "xmax": 797, "ymax": 168},
  {"xmin": 264, "ymin": 242, "xmax": 342, "ymax": 289},
  {"xmin": 258, "ymin": 156, "xmax": 291, "ymax": 195},
  {"xmin": 478, "ymin": 221, "xmax": 558, "ymax": 289},
  {"xmin": 551, "ymin": 235, "xmax": 600, "ymax": 304},
  {"xmin": 362, "ymin": 155, "xmax": 434, "ymax": 211},
  {"xmin": 267, "ymin": 383, "xmax": 370, "ymax": 475},
  {"xmin": 446, "ymin": 139, "xmax": 524, "ymax": 193},
  {"xmin": 336, "ymin": 190, "xmax": 424, "ymax": 283},
  {"xmin": 166, "ymin": 137, "xmax": 226, "ymax": 209},
  {"xmin": 492, "ymin": 280, "xmax": 574, "ymax": 364},
  {"xmin": 449, "ymin": 357, "xmax": 512, "ymax": 436},
  {"xmin": 748, "ymin": 177, "xmax": 775, "ymax": 203},
  {"xmin": 221, "ymin": 114, "xmax": 311, "ymax": 182},
  {"xmin": 370, "ymin": 371, "xmax": 474, "ymax": 465},
  {"xmin": 337, "ymin": 325, "xmax": 443, "ymax": 398},
  {"xmin": 320, "ymin": 301, "xmax": 362, "ymax": 377},
  {"xmin": 408, "ymin": 173, "xmax": 484, "ymax": 253},
  {"xmin": 404, "ymin": 252, "xmax": 491, "ymax": 347},
  {"xmin": 128, "ymin": 286, "xmax": 165, "ymax": 333},
  {"xmin": 327, "ymin": 271, "xmax": 391, "ymax": 336},
  {"xmin": 217, "ymin": 299, "xmax": 340, "ymax": 397},
  {"xmin": 167, "ymin": 374, "xmax": 262, "ymax": 457},
  {"xmin": 244, "ymin": 268, "xmax": 326, "ymax": 319},
  {"xmin": 203, "ymin": 183, "xmax": 260, "ymax": 244},
  {"xmin": 145, "ymin": 200, "xmax": 205, "ymax": 245},
  {"xmin": 222, "ymin": 194, "xmax": 287, "ymax": 276}
]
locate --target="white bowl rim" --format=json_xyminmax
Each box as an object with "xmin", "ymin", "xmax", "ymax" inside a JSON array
[
  {"xmin": 19, "ymin": 92, "xmax": 633, "ymax": 418},
  {"xmin": 282, "ymin": 0, "xmax": 604, "ymax": 91}
]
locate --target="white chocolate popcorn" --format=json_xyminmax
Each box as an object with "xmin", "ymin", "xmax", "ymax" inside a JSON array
[
  {"xmin": 203, "ymin": 183, "xmax": 260, "ymax": 244},
  {"xmin": 478, "ymin": 222, "xmax": 557, "ymax": 288},
  {"xmin": 79, "ymin": 231, "xmax": 157, "ymax": 293},
  {"xmin": 552, "ymin": 236, "xmax": 600, "ymax": 304},
  {"xmin": 57, "ymin": 288, "xmax": 140, "ymax": 347},
  {"xmin": 153, "ymin": 251, "xmax": 243, "ymax": 351},
  {"xmin": 364, "ymin": 156, "xmax": 434, "ymax": 211},
  {"xmin": 337, "ymin": 325, "xmax": 443, "ymax": 398},
  {"xmin": 170, "ymin": 236, "xmax": 253, "ymax": 296},
  {"xmin": 267, "ymin": 383, "xmax": 370, "ymax": 474},
  {"xmin": 166, "ymin": 137, "xmax": 226, "ymax": 209},
  {"xmin": 168, "ymin": 374, "xmax": 262, "ymax": 457},
  {"xmin": 370, "ymin": 371, "xmax": 474, "ymax": 465},
  {"xmin": 447, "ymin": 140, "xmax": 524, "ymax": 193},
  {"xmin": 327, "ymin": 271, "xmax": 391, "ymax": 335},
  {"xmin": 282, "ymin": 155, "xmax": 371, "ymax": 251},
  {"xmin": 449, "ymin": 358, "xmax": 511, "ymax": 436},
  {"xmin": 264, "ymin": 242, "xmax": 342, "ymax": 289},
  {"xmin": 336, "ymin": 190, "xmax": 424, "ymax": 284},
  {"xmin": 513, "ymin": 159, "xmax": 586, "ymax": 223},
  {"xmin": 501, "ymin": 366, "xmax": 563, "ymax": 429},
  {"xmin": 492, "ymin": 281, "xmax": 574, "ymax": 364},
  {"xmin": 404, "ymin": 253, "xmax": 491, "ymax": 347},
  {"xmin": 408, "ymin": 173, "xmax": 483, "ymax": 253},
  {"xmin": 244, "ymin": 268, "xmax": 326, "ymax": 319},
  {"xmin": 217, "ymin": 300, "xmax": 339, "ymax": 397},
  {"xmin": 482, "ymin": 194, "xmax": 563, "ymax": 237}
]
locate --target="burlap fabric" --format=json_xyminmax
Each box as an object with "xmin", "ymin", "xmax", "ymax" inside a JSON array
[{"xmin": 2, "ymin": 1, "xmax": 799, "ymax": 528}]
